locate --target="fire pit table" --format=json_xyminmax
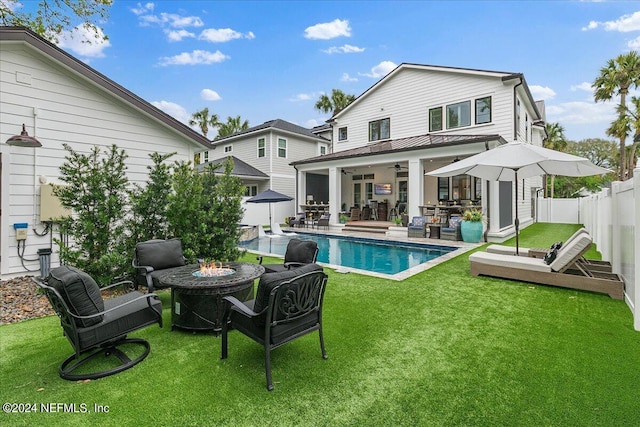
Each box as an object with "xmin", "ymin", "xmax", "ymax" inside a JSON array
[{"xmin": 158, "ymin": 262, "xmax": 265, "ymax": 332}]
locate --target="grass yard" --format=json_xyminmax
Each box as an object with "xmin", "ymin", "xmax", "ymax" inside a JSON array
[{"xmin": 1, "ymin": 223, "xmax": 638, "ymax": 426}]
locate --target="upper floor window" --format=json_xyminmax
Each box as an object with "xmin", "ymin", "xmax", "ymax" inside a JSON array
[
  {"xmin": 446, "ymin": 101, "xmax": 471, "ymax": 129},
  {"xmin": 257, "ymin": 138, "xmax": 265, "ymax": 158},
  {"xmin": 429, "ymin": 107, "xmax": 443, "ymax": 132},
  {"xmin": 338, "ymin": 127, "xmax": 348, "ymax": 141},
  {"xmin": 244, "ymin": 185, "xmax": 258, "ymax": 197},
  {"xmin": 525, "ymin": 113, "xmax": 529, "ymax": 141},
  {"xmin": 369, "ymin": 118, "xmax": 390, "ymax": 141},
  {"xmin": 516, "ymin": 99, "xmax": 521, "ymax": 137},
  {"xmin": 277, "ymin": 138, "xmax": 287, "ymax": 158},
  {"xmin": 223, "ymin": 145, "xmax": 232, "ymax": 153},
  {"xmin": 475, "ymin": 96, "xmax": 491, "ymax": 124},
  {"xmin": 320, "ymin": 145, "xmax": 327, "ymax": 155}
]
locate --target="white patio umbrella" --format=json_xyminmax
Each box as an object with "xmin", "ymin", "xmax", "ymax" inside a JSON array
[{"xmin": 426, "ymin": 142, "xmax": 610, "ymax": 254}]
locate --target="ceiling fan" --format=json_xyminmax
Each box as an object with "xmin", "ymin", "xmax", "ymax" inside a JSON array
[
  {"xmin": 388, "ymin": 163, "xmax": 408, "ymax": 170},
  {"xmin": 341, "ymin": 168, "xmax": 353, "ymax": 175}
]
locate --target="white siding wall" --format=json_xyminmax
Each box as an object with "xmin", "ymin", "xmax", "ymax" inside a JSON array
[
  {"xmin": 332, "ymin": 69, "xmax": 516, "ymax": 152},
  {"xmin": 1, "ymin": 43, "xmax": 200, "ymax": 277}
]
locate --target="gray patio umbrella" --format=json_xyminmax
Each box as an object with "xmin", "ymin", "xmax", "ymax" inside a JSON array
[
  {"xmin": 246, "ymin": 189, "xmax": 293, "ymax": 229},
  {"xmin": 426, "ymin": 142, "xmax": 610, "ymax": 254}
]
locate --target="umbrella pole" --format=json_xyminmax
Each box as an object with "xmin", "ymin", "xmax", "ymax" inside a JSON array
[{"xmin": 515, "ymin": 170, "xmax": 519, "ymax": 256}]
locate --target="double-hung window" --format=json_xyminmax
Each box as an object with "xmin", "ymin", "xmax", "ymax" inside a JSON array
[
  {"xmin": 475, "ymin": 96, "xmax": 491, "ymax": 124},
  {"xmin": 257, "ymin": 138, "xmax": 265, "ymax": 158},
  {"xmin": 277, "ymin": 138, "xmax": 287, "ymax": 158},
  {"xmin": 224, "ymin": 145, "xmax": 232, "ymax": 153},
  {"xmin": 203, "ymin": 151, "xmax": 209, "ymax": 163},
  {"xmin": 429, "ymin": 107, "xmax": 443, "ymax": 132},
  {"xmin": 446, "ymin": 101, "xmax": 471, "ymax": 129},
  {"xmin": 368, "ymin": 118, "xmax": 390, "ymax": 141},
  {"xmin": 338, "ymin": 127, "xmax": 348, "ymax": 141},
  {"xmin": 244, "ymin": 185, "xmax": 258, "ymax": 197}
]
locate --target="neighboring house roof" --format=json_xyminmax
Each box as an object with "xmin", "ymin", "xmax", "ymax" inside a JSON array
[
  {"xmin": 329, "ymin": 62, "xmax": 542, "ymax": 122},
  {"xmin": 311, "ymin": 123, "xmax": 332, "ymax": 134},
  {"xmin": 196, "ymin": 156, "xmax": 269, "ymax": 179},
  {"xmin": 291, "ymin": 133, "xmax": 508, "ymax": 165},
  {"xmin": 0, "ymin": 26, "xmax": 212, "ymax": 149},
  {"xmin": 213, "ymin": 119, "xmax": 329, "ymax": 144}
]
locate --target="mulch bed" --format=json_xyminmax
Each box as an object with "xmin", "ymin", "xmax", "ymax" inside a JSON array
[{"xmin": 1, "ymin": 276, "xmax": 54, "ymax": 325}]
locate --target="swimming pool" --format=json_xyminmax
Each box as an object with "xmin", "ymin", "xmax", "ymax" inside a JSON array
[{"xmin": 239, "ymin": 232, "xmax": 465, "ymax": 280}]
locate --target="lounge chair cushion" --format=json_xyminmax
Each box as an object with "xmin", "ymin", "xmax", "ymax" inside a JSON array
[
  {"xmin": 549, "ymin": 234, "xmax": 592, "ymax": 272},
  {"xmin": 253, "ymin": 263, "xmax": 324, "ymax": 314},
  {"xmin": 469, "ymin": 252, "xmax": 552, "ymax": 272},
  {"xmin": 409, "ymin": 216, "xmax": 426, "ymax": 227},
  {"xmin": 136, "ymin": 238, "xmax": 185, "ymax": 270},
  {"xmin": 48, "ymin": 265, "xmax": 104, "ymax": 327}
]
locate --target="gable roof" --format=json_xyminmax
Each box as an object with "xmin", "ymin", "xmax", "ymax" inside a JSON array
[
  {"xmin": 330, "ymin": 62, "xmax": 542, "ymax": 122},
  {"xmin": 195, "ymin": 155, "xmax": 269, "ymax": 179},
  {"xmin": 0, "ymin": 26, "xmax": 212, "ymax": 149},
  {"xmin": 291, "ymin": 133, "xmax": 508, "ymax": 166},
  {"xmin": 213, "ymin": 118, "xmax": 328, "ymax": 145}
]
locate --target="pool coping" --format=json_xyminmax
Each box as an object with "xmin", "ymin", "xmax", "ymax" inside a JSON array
[{"xmin": 240, "ymin": 229, "xmax": 482, "ymax": 281}]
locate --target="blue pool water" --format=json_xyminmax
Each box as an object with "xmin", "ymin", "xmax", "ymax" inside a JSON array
[{"xmin": 239, "ymin": 233, "xmax": 457, "ymax": 276}]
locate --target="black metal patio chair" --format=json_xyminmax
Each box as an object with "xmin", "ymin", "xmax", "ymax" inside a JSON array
[
  {"xmin": 132, "ymin": 238, "xmax": 186, "ymax": 292},
  {"xmin": 257, "ymin": 238, "xmax": 318, "ymax": 273},
  {"xmin": 33, "ymin": 265, "xmax": 163, "ymax": 380},
  {"xmin": 221, "ymin": 263, "xmax": 328, "ymax": 390}
]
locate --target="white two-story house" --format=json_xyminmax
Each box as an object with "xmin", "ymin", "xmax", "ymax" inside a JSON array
[
  {"xmin": 204, "ymin": 119, "xmax": 330, "ymax": 225},
  {"xmin": 292, "ymin": 63, "xmax": 546, "ymax": 241}
]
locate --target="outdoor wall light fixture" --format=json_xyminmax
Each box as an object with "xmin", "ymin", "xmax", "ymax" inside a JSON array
[{"xmin": 5, "ymin": 124, "xmax": 42, "ymax": 148}]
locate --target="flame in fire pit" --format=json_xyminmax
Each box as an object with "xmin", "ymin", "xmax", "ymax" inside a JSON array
[{"xmin": 193, "ymin": 261, "xmax": 235, "ymax": 278}]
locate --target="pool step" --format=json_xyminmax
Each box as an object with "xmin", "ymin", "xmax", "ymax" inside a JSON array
[{"xmin": 342, "ymin": 224, "xmax": 389, "ymax": 234}]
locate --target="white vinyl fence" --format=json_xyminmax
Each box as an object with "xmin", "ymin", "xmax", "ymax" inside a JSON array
[{"xmin": 536, "ymin": 165, "xmax": 640, "ymax": 331}]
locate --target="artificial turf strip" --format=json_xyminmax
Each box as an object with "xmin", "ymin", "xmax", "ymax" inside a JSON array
[{"xmin": 1, "ymin": 223, "xmax": 638, "ymax": 426}]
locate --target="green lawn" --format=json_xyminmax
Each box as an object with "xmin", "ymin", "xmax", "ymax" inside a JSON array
[{"xmin": 1, "ymin": 223, "xmax": 638, "ymax": 426}]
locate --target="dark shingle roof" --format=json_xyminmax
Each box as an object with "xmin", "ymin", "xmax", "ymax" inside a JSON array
[
  {"xmin": 291, "ymin": 134, "xmax": 507, "ymax": 165},
  {"xmin": 213, "ymin": 119, "xmax": 324, "ymax": 144},
  {"xmin": 196, "ymin": 156, "xmax": 269, "ymax": 178}
]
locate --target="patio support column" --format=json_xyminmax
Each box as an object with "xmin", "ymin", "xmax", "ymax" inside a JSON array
[
  {"xmin": 407, "ymin": 159, "xmax": 423, "ymax": 218},
  {"xmin": 328, "ymin": 166, "xmax": 340, "ymax": 224},
  {"xmin": 297, "ymin": 170, "xmax": 307, "ymax": 212},
  {"xmin": 487, "ymin": 181, "xmax": 501, "ymax": 239}
]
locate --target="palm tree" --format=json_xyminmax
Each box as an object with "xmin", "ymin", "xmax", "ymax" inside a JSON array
[
  {"xmin": 593, "ymin": 51, "xmax": 640, "ymax": 180},
  {"xmin": 314, "ymin": 89, "xmax": 356, "ymax": 115},
  {"xmin": 543, "ymin": 122, "xmax": 568, "ymax": 198},
  {"xmin": 216, "ymin": 115, "xmax": 250, "ymax": 139},
  {"xmin": 188, "ymin": 107, "xmax": 219, "ymax": 139}
]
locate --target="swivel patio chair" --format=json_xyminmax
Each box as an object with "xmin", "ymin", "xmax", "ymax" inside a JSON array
[
  {"xmin": 221, "ymin": 263, "xmax": 328, "ymax": 390},
  {"xmin": 313, "ymin": 213, "xmax": 331, "ymax": 230},
  {"xmin": 257, "ymin": 238, "xmax": 319, "ymax": 273},
  {"xmin": 132, "ymin": 238, "xmax": 186, "ymax": 292},
  {"xmin": 33, "ymin": 265, "xmax": 163, "ymax": 380}
]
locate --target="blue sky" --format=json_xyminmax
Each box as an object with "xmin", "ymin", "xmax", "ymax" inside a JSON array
[{"xmin": 14, "ymin": 0, "xmax": 640, "ymax": 141}]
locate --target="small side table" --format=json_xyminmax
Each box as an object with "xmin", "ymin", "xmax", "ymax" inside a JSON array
[{"xmin": 428, "ymin": 225, "xmax": 441, "ymax": 239}]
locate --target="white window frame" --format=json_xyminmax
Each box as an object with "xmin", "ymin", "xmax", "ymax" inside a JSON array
[
  {"xmin": 244, "ymin": 185, "xmax": 258, "ymax": 197},
  {"xmin": 203, "ymin": 151, "xmax": 209, "ymax": 163},
  {"xmin": 446, "ymin": 101, "xmax": 471, "ymax": 129},
  {"xmin": 338, "ymin": 127, "xmax": 348, "ymax": 141},
  {"xmin": 368, "ymin": 118, "xmax": 390, "ymax": 142},
  {"xmin": 475, "ymin": 96, "xmax": 492, "ymax": 125},
  {"xmin": 277, "ymin": 137, "xmax": 287, "ymax": 158},
  {"xmin": 429, "ymin": 107, "xmax": 443, "ymax": 132},
  {"xmin": 320, "ymin": 145, "xmax": 327, "ymax": 155},
  {"xmin": 257, "ymin": 137, "xmax": 265, "ymax": 158},
  {"xmin": 224, "ymin": 145, "xmax": 232, "ymax": 153}
]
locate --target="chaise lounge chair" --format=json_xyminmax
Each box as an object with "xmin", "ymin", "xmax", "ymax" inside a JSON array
[
  {"xmin": 469, "ymin": 232, "xmax": 624, "ymax": 299},
  {"xmin": 485, "ymin": 228, "xmax": 612, "ymax": 272}
]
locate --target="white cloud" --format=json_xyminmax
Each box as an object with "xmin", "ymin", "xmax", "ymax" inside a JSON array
[
  {"xmin": 201, "ymin": 89, "xmax": 221, "ymax": 101},
  {"xmin": 158, "ymin": 50, "xmax": 230, "ymax": 66},
  {"xmin": 628, "ymin": 35, "xmax": 640, "ymax": 50},
  {"xmin": 529, "ymin": 85, "xmax": 556, "ymax": 100},
  {"xmin": 131, "ymin": 2, "xmax": 154, "ymax": 16},
  {"xmin": 1, "ymin": 0, "xmax": 22, "ymax": 12},
  {"xmin": 582, "ymin": 11, "xmax": 640, "ymax": 32},
  {"xmin": 546, "ymin": 101, "xmax": 615, "ymax": 125},
  {"xmin": 341, "ymin": 73, "xmax": 358, "ymax": 82},
  {"xmin": 570, "ymin": 82, "xmax": 593, "ymax": 92},
  {"xmin": 151, "ymin": 100, "xmax": 190, "ymax": 123},
  {"xmin": 56, "ymin": 25, "xmax": 111, "ymax": 58},
  {"xmin": 137, "ymin": 11, "xmax": 204, "ymax": 28},
  {"xmin": 322, "ymin": 44, "xmax": 365, "ymax": 54},
  {"xmin": 304, "ymin": 19, "xmax": 351, "ymax": 40},
  {"xmin": 199, "ymin": 28, "xmax": 254, "ymax": 42},
  {"xmin": 165, "ymin": 29, "xmax": 195, "ymax": 42},
  {"xmin": 289, "ymin": 92, "xmax": 320, "ymax": 102},
  {"xmin": 305, "ymin": 119, "xmax": 322, "ymax": 128},
  {"xmin": 359, "ymin": 61, "xmax": 397, "ymax": 78}
]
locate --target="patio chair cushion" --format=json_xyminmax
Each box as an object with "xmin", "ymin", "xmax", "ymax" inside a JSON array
[
  {"xmin": 136, "ymin": 238, "xmax": 185, "ymax": 270},
  {"xmin": 283, "ymin": 239, "xmax": 318, "ymax": 265},
  {"xmin": 48, "ymin": 265, "xmax": 104, "ymax": 328},
  {"xmin": 410, "ymin": 216, "xmax": 426, "ymax": 227},
  {"xmin": 549, "ymin": 234, "xmax": 592, "ymax": 272},
  {"xmin": 253, "ymin": 263, "xmax": 324, "ymax": 314}
]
